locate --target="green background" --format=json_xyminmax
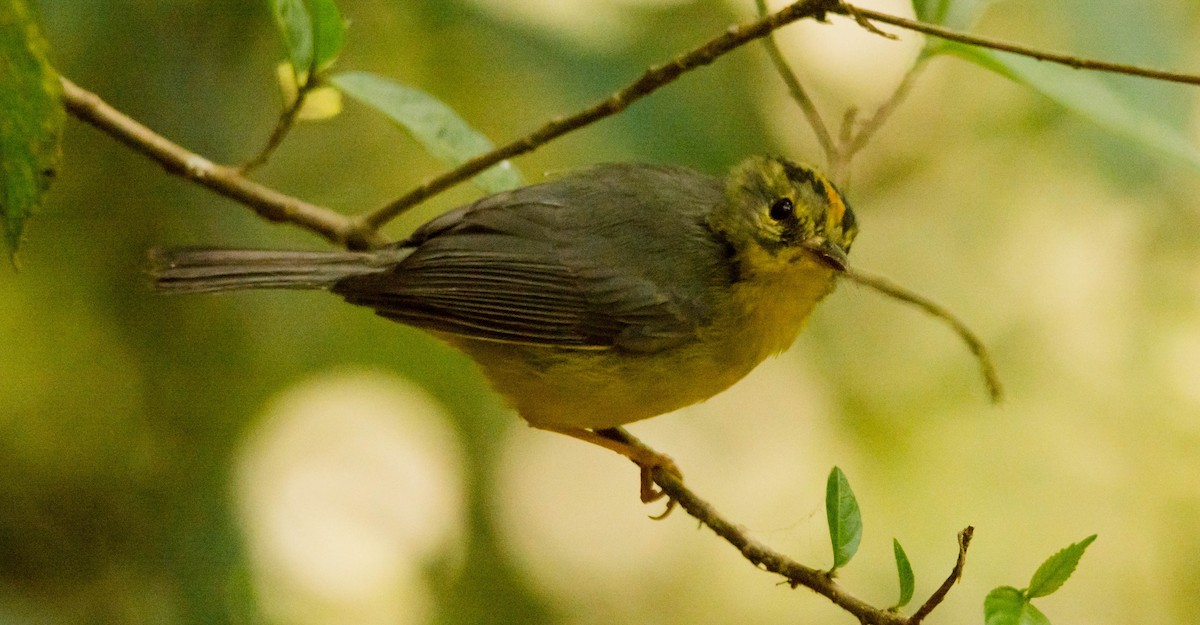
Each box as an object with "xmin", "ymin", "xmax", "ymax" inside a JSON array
[{"xmin": 5, "ymin": 0, "xmax": 1200, "ymax": 623}]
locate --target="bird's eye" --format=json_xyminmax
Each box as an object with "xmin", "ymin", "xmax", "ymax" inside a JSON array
[{"xmin": 769, "ymin": 198, "xmax": 794, "ymax": 222}]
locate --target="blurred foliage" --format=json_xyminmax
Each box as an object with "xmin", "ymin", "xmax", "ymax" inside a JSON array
[
  {"xmin": 0, "ymin": 0, "xmax": 62, "ymax": 262},
  {"xmin": 3, "ymin": 1, "xmax": 1200, "ymax": 624}
]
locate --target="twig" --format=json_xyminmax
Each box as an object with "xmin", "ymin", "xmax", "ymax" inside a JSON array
[
  {"xmin": 753, "ymin": 0, "xmax": 837, "ymax": 166},
  {"xmin": 840, "ymin": 265, "xmax": 1003, "ymax": 403},
  {"xmin": 239, "ymin": 75, "xmax": 310, "ymax": 173},
  {"xmin": 58, "ymin": 77, "xmax": 383, "ymax": 248},
  {"xmin": 837, "ymin": 3, "xmax": 1200, "ymax": 87},
  {"xmin": 909, "ymin": 526, "xmax": 973, "ymax": 624},
  {"xmin": 360, "ymin": 0, "xmax": 842, "ymax": 231},
  {"xmin": 840, "ymin": 63, "xmax": 923, "ymax": 165},
  {"xmin": 602, "ymin": 427, "xmax": 969, "ymax": 625}
]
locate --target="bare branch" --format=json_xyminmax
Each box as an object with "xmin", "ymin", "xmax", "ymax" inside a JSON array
[
  {"xmin": 840, "ymin": 265, "xmax": 1003, "ymax": 403},
  {"xmin": 360, "ymin": 0, "xmax": 842, "ymax": 231},
  {"xmin": 753, "ymin": 0, "xmax": 837, "ymax": 167},
  {"xmin": 838, "ymin": 3, "xmax": 1200, "ymax": 87},
  {"xmin": 909, "ymin": 526, "xmax": 974, "ymax": 623},
  {"xmin": 58, "ymin": 77, "xmax": 382, "ymax": 248}
]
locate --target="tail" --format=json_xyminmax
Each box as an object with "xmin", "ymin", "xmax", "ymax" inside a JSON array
[{"xmin": 148, "ymin": 247, "xmax": 405, "ymax": 293}]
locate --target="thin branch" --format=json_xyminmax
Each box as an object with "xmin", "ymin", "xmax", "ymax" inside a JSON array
[
  {"xmin": 840, "ymin": 62, "xmax": 923, "ymax": 165},
  {"xmin": 239, "ymin": 75, "xmax": 310, "ymax": 173},
  {"xmin": 837, "ymin": 3, "xmax": 1200, "ymax": 87},
  {"xmin": 602, "ymin": 428, "xmax": 970, "ymax": 625},
  {"xmin": 840, "ymin": 265, "xmax": 1003, "ymax": 403},
  {"xmin": 58, "ymin": 77, "xmax": 383, "ymax": 248},
  {"xmin": 753, "ymin": 0, "xmax": 837, "ymax": 166},
  {"xmin": 909, "ymin": 526, "xmax": 973, "ymax": 624},
  {"xmin": 360, "ymin": 0, "xmax": 842, "ymax": 231}
]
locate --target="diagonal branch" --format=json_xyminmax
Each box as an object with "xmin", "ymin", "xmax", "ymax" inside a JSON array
[
  {"xmin": 606, "ymin": 427, "xmax": 972, "ymax": 625},
  {"xmin": 358, "ymin": 0, "xmax": 842, "ymax": 232},
  {"xmin": 59, "ymin": 77, "xmax": 383, "ymax": 248},
  {"xmin": 836, "ymin": 3, "xmax": 1200, "ymax": 86}
]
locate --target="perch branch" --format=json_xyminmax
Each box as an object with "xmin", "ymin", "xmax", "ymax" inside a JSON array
[{"xmin": 606, "ymin": 427, "xmax": 973, "ymax": 625}]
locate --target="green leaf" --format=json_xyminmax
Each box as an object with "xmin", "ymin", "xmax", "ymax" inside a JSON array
[
  {"xmin": 984, "ymin": 586, "xmax": 1051, "ymax": 625},
  {"xmin": 1026, "ymin": 534, "xmax": 1097, "ymax": 598},
  {"xmin": 309, "ymin": 0, "xmax": 345, "ymax": 73},
  {"xmin": 0, "ymin": 0, "xmax": 64, "ymax": 264},
  {"xmin": 913, "ymin": 0, "xmax": 1002, "ymax": 30},
  {"xmin": 892, "ymin": 538, "xmax": 915, "ymax": 609},
  {"xmin": 271, "ymin": 0, "xmax": 313, "ymax": 73},
  {"xmin": 935, "ymin": 42, "xmax": 1200, "ymax": 171},
  {"xmin": 825, "ymin": 466, "xmax": 862, "ymax": 571},
  {"xmin": 331, "ymin": 71, "xmax": 522, "ymax": 193}
]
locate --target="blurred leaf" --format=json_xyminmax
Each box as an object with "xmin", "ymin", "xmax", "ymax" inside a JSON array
[
  {"xmin": 1026, "ymin": 534, "xmax": 1097, "ymax": 598},
  {"xmin": 309, "ymin": 0, "xmax": 345, "ymax": 72},
  {"xmin": 331, "ymin": 71, "xmax": 522, "ymax": 193},
  {"xmin": 913, "ymin": 0, "xmax": 1002, "ymax": 30},
  {"xmin": 271, "ymin": 0, "xmax": 313, "ymax": 73},
  {"xmin": 297, "ymin": 86, "xmax": 343, "ymax": 120},
  {"xmin": 892, "ymin": 538, "xmax": 915, "ymax": 609},
  {"xmin": 275, "ymin": 63, "xmax": 342, "ymax": 120},
  {"xmin": 935, "ymin": 42, "xmax": 1200, "ymax": 170},
  {"xmin": 825, "ymin": 466, "xmax": 862, "ymax": 570},
  {"xmin": 984, "ymin": 586, "xmax": 1051, "ymax": 625},
  {"xmin": 0, "ymin": 0, "xmax": 64, "ymax": 264}
]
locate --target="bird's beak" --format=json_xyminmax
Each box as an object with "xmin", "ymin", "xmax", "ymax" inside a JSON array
[{"xmin": 802, "ymin": 237, "xmax": 848, "ymax": 271}]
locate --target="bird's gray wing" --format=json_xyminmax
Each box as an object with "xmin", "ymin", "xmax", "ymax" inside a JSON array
[{"xmin": 332, "ymin": 163, "xmax": 733, "ymax": 352}]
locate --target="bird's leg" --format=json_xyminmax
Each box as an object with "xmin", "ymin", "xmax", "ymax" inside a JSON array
[{"xmin": 533, "ymin": 424, "xmax": 682, "ymax": 513}]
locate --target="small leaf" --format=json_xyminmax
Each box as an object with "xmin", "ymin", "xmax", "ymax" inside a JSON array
[
  {"xmin": 935, "ymin": 43, "xmax": 1200, "ymax": 171},
  {"xmin": 271, "ymin": 0, "xmax": 313, "ymax": 73},
  {"xmin": 309, "ymin": 0, "xmax": 345, "ymax": 72},
  {"xmin": 1026, "ymin": 534, "xmax": 1097, "ymax": 599},
  {"xmin": 331, "ymin": 71, "xmax": 522, "ymax": 193},
  {"xmin": 984, "ymin": 586, "xmax": 1050, "ymax": 625},
  {"xmin": 0, "ymin": 0, "xmax": 65, "ymax": 263},
  {"xmin": 296, "ymin": 85, "xmax": 343, "ymax": 120},
  {"xmin": 825, "ymin": 466, "xmax": 862, "ymax": 570},
  {"xmin": 892, "ymin": 538, "xmax": 915, "ymax": 609}
]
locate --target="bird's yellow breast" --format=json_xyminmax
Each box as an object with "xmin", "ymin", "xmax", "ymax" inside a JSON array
[{"xmin": 447, "ymin": 250, "xmax": 837, "ymax": 430}]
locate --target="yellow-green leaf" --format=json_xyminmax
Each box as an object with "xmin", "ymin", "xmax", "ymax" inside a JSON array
[{"xmin": 1026, "ymin": 534, "xmax": 1097, "ymax": 599}]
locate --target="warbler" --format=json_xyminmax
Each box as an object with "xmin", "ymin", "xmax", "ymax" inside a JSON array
[{"xmin": 151, "ymin": 155, "xmax": 858, "ymax": 502}]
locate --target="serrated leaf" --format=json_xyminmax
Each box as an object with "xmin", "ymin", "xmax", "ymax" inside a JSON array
[
  {"xmin": 271, "ymin": 0, "xmax": 313, "ymax": 74},
  {"xmin": 1026, "ymin": 534, "xmax": 1097, "ymax": 598},
  {"xmin": 892, "ymin": 538, "xmax": 915, "ymax": 609},
  {"xmin": 935, "ymin": 42, "xmax": 1200, "ymax": 171},
  {"xmin": 984, "ymin": 586, "xmax": 1051, "ymax": 625},
  {"xmin": 331, "ymin": 71, "xmax": 522, "ymax": 193},
  {"xmin": 309, "ymin": 0, "xmax": 344, "ymax": 73},
  {"xmin": 825, "ymin": 467, "xmax": 862, "ymax": 570},
  {"xmin": 913, "ymin": 0, "xmax": 1002, "ymax": 30},
  {"xmin": 0, "ymin": 0, "xmax": 64, "ymax": 264}
]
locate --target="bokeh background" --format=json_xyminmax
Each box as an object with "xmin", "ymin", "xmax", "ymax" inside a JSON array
[{"xmin": 5, "ymin": 0, "xmax": 1200, "ymax": 623}]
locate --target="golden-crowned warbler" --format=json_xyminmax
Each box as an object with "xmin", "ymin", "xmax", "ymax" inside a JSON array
[{"xmin": 151, "ymin": 155, "xmax": 858, "ymax": 502}]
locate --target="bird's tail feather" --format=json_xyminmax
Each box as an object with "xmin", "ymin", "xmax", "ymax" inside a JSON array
[{"xmin": 148, "ymin": 247, "xmax": 403, "ymax": 293}]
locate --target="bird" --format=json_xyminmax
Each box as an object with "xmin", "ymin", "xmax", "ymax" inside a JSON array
[{"xmin": 150, "ymin": 155, "xmax": 858, "ymax": 504}]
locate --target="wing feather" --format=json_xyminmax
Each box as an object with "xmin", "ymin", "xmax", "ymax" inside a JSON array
[{"xmin": 333, "ymin": 164, "xmax": 731, "ymax": 352}]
